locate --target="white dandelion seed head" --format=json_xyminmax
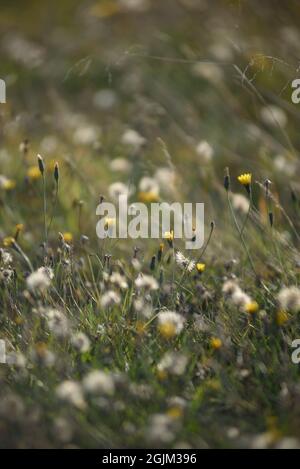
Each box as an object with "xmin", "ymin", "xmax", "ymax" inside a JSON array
[
  {"xmin": 121, "ymin": 129, "xmax": 146, "ymax": 150},
  {"xmin": 278, "ymin": 286, "xmax": 300, "ymax": 313},
  {"xmin": 231, "ymin": 193, "xmax": 250, "ymax": 214},
  {"xmin": 83, "ymin": 370, "xmax": 115, "ymax": 396},
  {"xmin": 135, "ymin": 274, "xmax": 158, "ymax": 291},
  {"xmin": 175, "ymin": 251, "xmax": 195, "ymax": 272},
  {"xmin": 158, "ymin": 311, "xmax": 185, "ymax": 335},
  {"xmin": 71, "ymin": 332, "xmax": 91, "ymax": 353},
  {"xmin": 100, "ymin": 290, "xmax": 121, "ymax": 309},
  {"xmin": 138, "ymin": 176, "xmax": 160, "ymax": 196},
  {"xmin": 26, "ymin": 266, "xmax": 53, "ymax": 292},
  {"xmin": 56, "ymin": 380, "xmax": 86, "ymax": 409},
  {"xmin": 109, "ymin": 272, "xmax": 128, "ymax": 290},
  {"xmin": 45, "ymin": 308, "xmax": 70, "ymax": 338},
  {"xmin": 196, "ymin": 140, "xmax": 214, "ymax": 162}
]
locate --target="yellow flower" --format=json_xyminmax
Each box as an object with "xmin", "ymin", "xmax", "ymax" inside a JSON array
[
  {"xmin": 276, "ymin": 309, "xmax": 288, "ymax": 326},
  {"xmin": 210, "ymin": 337, "xmax": 222, "ymax": 350},
  {"xmin": 196, "ymin": 263, "xmax": 206, "ymax": 273},
  {"xmin": 245, "ymin": 301, "xmax": 259, "ymax": 314},
  {"xmin": 3, "ymin": 236, "xmax": 15, "ymax": 247},
  {"xmin": 15, "ymin": 223, "xmax": 24, "ymax": 241},
  {"xmin": 63, "ymin": 232, "xmax": 73, "ymax": 243},
  {"xmin": 163, "ymin": 230, "xmax": 174, "ymax": 241},
  {"xmin": 158, "ymin": 321, "xmax": 177, "ymax": 339},
  {"xmin": 138, "ymin": 191, "xmax": 159, "ymax": 203},
  {"xmin": 27, "ymin": 166, "xmax": 42, "ymax": 181},
  {"xmin": 136, "ymin": 321, "xmax": 146, "ymax": 336},
  {"xmin": 157, "ymin": 369, "xmax": 167, "ymax": 381},
  {"xmin": 237, "ymin": 173, "xmax": 252, "ymax": 186},
  {"xmin": 2, "ymin": 179, "xmax": 16, "ymax": 190},
  {"xmin": 104, "ymin": 217, "xmax": 116, "ymax": 229},
  {"xmin": 167, "ymin": 406, "xmax": 183, "ymax": 419}
]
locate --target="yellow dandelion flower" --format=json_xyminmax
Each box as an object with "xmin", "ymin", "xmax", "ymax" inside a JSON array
[
  {"xmin": 3, "ymin": 236, "xmax": 15, "ymax": 247},
  {"xmin": 104, "ymin": 217, "xmax": 116, "ymax": 229},
  {"xmin": 27, "ymin": 166, "xmax": 42, "ymax": 181},
  {"xmin": 138, "ymin": 191, "xmax": 159, "ymax": 203},
  {"xmin": 157, "ymin": 369, "xmax": 167, "ymax": 381},
  {"xmin": 3, "ymin": 179, "xmax": 16, "ymax": 190},
  {"xmin": 210, "ymin": 337, "xmax": 222, "ymax": 350},
  {"xmin": 163, "ymin": 230, "xmax": 174, "ymax": 241},
  {"xmin": 276, "ymin": 309, "xmax": 288, "ymax": 326},
  {"xmin": 196, "ymin": 263, "xmax": 206, "ymax": 273},
  {"xmin": 158, "ymin": 321, "xmax": 177, "ymax": 339},
  {"xmin": 167, "ymin": 406, "xmax": 183, "ymax": 419},
  {"xmin": 15, "ymin": 223, "xmax": 24, "ymax": 241},
  {"xmin": 245, "ymin": 301, "xmax": 259, "ymax": 314},
  {"xmin": 136, "ymin": 321, "xmax": 146, "ymax": 336},
  {"xmin": 237, "ymin": 173, "xmax": 252, "ymax": 186},
  {"xmin": 63, "ymin": 232, "xmax": 73, "ymax": 243}
]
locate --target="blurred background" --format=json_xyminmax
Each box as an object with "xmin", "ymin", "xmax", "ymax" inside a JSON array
[{"xmin": 0, "ymin": 0, "xmax": 300, "ymax": 253}]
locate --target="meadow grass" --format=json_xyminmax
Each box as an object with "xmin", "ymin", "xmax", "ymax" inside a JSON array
[{"xmin": 0, "ymin": 0, "xmax": 300, "ymax": 448}]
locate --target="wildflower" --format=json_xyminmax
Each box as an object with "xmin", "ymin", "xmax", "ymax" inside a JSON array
[
  {"xmin": 0, "ymin": 175, "xmax": 16, "ymax": 190},
  {"xmin": 276, "ymin": 310, "xmax": 289, "ymax": 326},
  {"xmin": 154, "ymin": 167, "xmax": 176, "ymax": 195},
  {"xmin": 196, "ymin": 263, "xmax": 206, "ymax": 273},
  {"xmin": 157, "ymin": 351, "xmax": 188, "ymax": 376},
  {"xmin": 27, "ymin": 166, "xmax": 41, "ymax": 181},
  {"xmin": 108, "ymin": 182, "xmax": 130, "ymax": 201},
  {"xmin": 100, "ymin": 290, "xmax": 121, "ymax": 309},
  {"xmin": 164, "ymin": 230, "xmax": 174, "ymax": 247},
  {"xmin": 3, "ymin": 236, "xmax": 15, "ymax": 248},
  {"xmin": 196, "ymin": 140, "xmax": 214, "ymax": 162},
  {"xmin": 138, "ymin": 191, "xmax": 159, "ymax": 203},
  {"xmin": 71, "ymin": 332, "xmax": 90, "ymax": 353},
  {"xmin": 14, "ymin": 223, "xmax": 24, "ymax": 241},
  {"xmin": 110, "ymin": 272, "xmax": 128, "ymax": 289},
  {"xmin": 0, "ymin": 268, "xmax": 14, "ymax": 284},
  {"xmin": 157, "ymin": 311, "xmax": 185, "ymax": 338},
  {"xmin": 109, "ymin": 157, "xmax": 132, "ymax": 173},
  {"xmin": 224, "ymin": 167, "xmax": 230, "ymax": 191},
  {"xmin": 139, "ymin": 177, "xmax": 160, "ymax": 196},
  {"xmin": 175, "ymin": 251, "xmax": 195, "ymax": 272},
  {"xmin": 245, "ymin": 301, "xmax": 259, "ymax": 314},
  {"xmin": 231, "ymin": 193, "xmax": 250, "ymax": 214},
  {"xmin": 104, "ymin": 217, "xmax": 116, "ymax": 228},
  {"xmin": 37, "ymin": 154, "xmax": 45, "ymax": 175},
  {"xmin": 147, "ymin": 413, "xmax": 176, "ymax": 444},
  {"xmin": 45, "ymin": 308, "xmax": 70, "ymax": 338},
  {"xmin": 26, "ymin": 266, "xmax": 53, "ymax": 292},
  {"xmin": 278, "ymin": 286, "xmax": 300, "ymax": 313},
  {"xmin": 56, "ymin": 380, "xmax": 86, "ymax": 409},
  {"xmin": 210, "ymin": 337, "xmax": 222, "ymax": 350},
  {"xmin": 222, "ymin": 279, "xmax": 240, "ymax": 296},
  {"xmin": 237, "ymin": 173, "xmax": 252, "ymax": 193},
  {"xmin": 121, "ymin": 129, "xmax": 146, "ymax": 150},
  {"xmin": 135, "ymin": 274, "xmax": 158, "ymax": 291},
  {"xmin": 83, "ymin": 370, "xmax": 115, "ymax": 396},
  {"xmin": 54, "ymin": 162, "xmax": 59, "ymax": 183},
  {"xmin": 63, "ymin": 232, "xmax": 73, "ymax": 243},
  {"xmin": 0, "ymin": 249, "xmax": 13, "ymax": 265}
]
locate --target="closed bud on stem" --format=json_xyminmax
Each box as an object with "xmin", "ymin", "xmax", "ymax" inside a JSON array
[
  {"xmin": 54, "ymin": 162, "xmax": 59, "ymax": 184},
  {"xmin": 269, "ymin": 211, "xmax": 274, "ymax": 227},
  {"xmin": 224, "ymin": 167, "xmax": 230, "ymax": 191},
  {"xmin": 37, "ymin": 154, "xmax": 45, "ymax": 175}
]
